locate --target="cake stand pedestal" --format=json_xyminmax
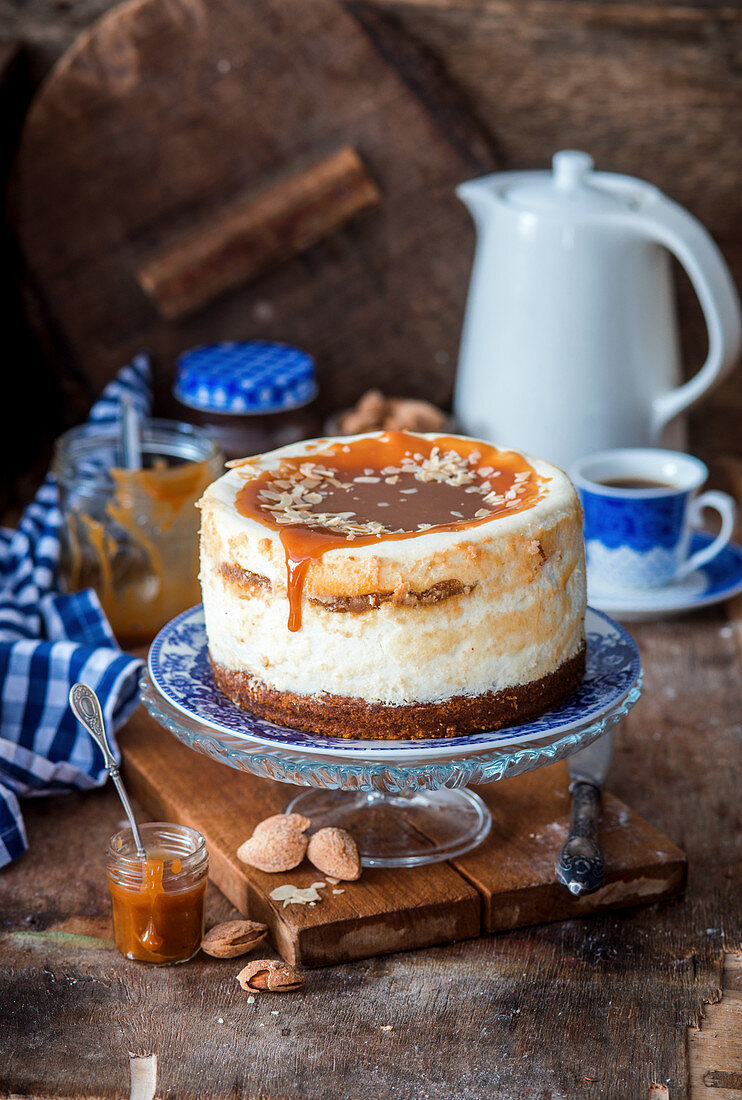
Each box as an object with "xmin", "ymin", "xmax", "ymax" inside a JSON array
[
  {"xmin": 140, "ymin": 679, "xmax": 640, "ymax": 867},
  {"xmin": 140, "ymin": 605, "xmax": 642, "ymax": 869},
  {"xmin": 284, "ymin": 788, "xmax": 491, "ymax": 867}
]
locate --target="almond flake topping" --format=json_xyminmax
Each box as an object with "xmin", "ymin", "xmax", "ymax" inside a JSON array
[
  {"xmin": 251, "ymin": 446, "xmax": 533, "ymax": 538},
  {"xmin": 269, "ymin": 884, "xmax": 322, "ymax": 907},
  {"xmin": 268, "ymin": 885, "xmax": 300, "ymax": 902}
]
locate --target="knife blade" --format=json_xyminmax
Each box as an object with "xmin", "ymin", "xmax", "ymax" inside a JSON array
[{"xmin": 555, "ymin": 729, "xmax": 614, "ymax": 896}]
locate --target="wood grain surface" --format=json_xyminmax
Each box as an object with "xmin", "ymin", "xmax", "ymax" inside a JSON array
[
  {"xmin": 8, "ymin": 0, "xmax": 497, "ymax": 424},
  {"xmin": 4, "ymin": 0, "xmax": 742, "ymax": 478},
  {"xmin": 2, "ymin": 604, "xmax": 740, "ymax": 1098},
  {"xmin": 119, "ymin": 710, "xmax": 482, "ymax": 968},
  {"xmin": 118, "ymin": 712, "xmax": 685, "ymax": 966},
  {"xmin": 1, "ymin": 2, "xmax": 742, "ymax": 1095},
  {"xmin": 135, "ymin": 146, "xmax": 381, "ymax": 321},
  {"xmin": 687, "ymin": 952, "xmax": 742, "ymax": 1099},
  {"xmin": 455, "ymin": 768, "xmax": 687, "ymax": 932}
]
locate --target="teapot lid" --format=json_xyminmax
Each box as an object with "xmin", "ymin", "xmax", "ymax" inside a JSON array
[{"xmin": 503, "ymin": 151, "xmax": 635, "ymax": 216}]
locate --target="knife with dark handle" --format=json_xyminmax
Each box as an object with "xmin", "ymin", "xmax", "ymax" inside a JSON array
[{"xmin": 555, "ymin": 730, "xmax": 613, "ymax": 896}]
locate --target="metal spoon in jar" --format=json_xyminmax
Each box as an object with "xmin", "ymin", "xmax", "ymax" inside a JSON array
[
  {"xmin": 69, "ymin": 682, "xmax": 146, "ymax": 859},
  {"xmin": 120, "ymin": 394, "xmax": 143, "ymax": 471}
]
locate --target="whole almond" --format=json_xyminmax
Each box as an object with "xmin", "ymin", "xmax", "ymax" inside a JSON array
[
  {"xmin": 306, "ymin": 827, "xmax": 361, "ymax": 881},
  {"xmin": 201, "ymin": 920, "xmax": 268, "ymax": 958},
  {"xmin": 236, "ymin": 959, "xmax": 305, "ymax": 992},
  {"xmin": 253, "ymin": 813, "xmax": 311, "ymax": 837},
  {"xmin": 237, "ymin": 830, "xmax": 308, "ymax": 873}
]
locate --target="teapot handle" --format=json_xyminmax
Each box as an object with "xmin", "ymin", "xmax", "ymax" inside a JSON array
[{"xmin": 618, "ymin": 196, "xmax": 742, "ymax": 436}]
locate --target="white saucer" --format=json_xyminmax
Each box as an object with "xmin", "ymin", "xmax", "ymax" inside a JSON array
[{"xmin": 588, "ymin": 533, "xmax": 742, "ymax": 622}]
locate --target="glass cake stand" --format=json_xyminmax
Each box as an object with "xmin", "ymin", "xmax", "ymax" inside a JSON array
[{"xmin": 140, "ymin": 606, "xmax": 642, "ymax": 867}]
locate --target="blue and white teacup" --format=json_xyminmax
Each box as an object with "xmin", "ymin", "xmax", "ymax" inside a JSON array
[{"xmin": 570, "ymin": 448, "xmax": 737, "ymax": 592}]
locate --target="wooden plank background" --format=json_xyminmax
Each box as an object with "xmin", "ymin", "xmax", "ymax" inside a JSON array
[
  {"xmin": 0, "ymin": 2, "xmax": 740, "ymax": 1095},
  {"xmin": 1, "ymin": 0, "xmax": 742, "ymax": 505}
]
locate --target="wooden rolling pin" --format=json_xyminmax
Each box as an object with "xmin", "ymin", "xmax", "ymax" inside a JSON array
[{"xmin": 136, "ymin": 146, "xmax": 380, "ymax": 320}]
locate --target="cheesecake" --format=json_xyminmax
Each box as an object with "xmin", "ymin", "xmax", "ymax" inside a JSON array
[{"xmin": 198, "ymin": 431, "xmax": 587, "ymax": 739}]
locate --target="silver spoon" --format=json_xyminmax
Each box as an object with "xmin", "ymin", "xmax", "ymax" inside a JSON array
[
  {"xmin": 120, "ymin": 394, "xmax": 142, "ymax": 471},
  {"xmin": 69, "ymin": 682, "xmax": 146, "ymax": 859}
]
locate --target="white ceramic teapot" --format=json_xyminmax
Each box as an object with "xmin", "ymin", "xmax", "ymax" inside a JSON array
[{"xmin": 454, "ymin": 151, "xmax": 742, "ymax": 469}]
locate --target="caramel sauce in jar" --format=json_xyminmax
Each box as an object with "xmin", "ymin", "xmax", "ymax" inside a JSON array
[
  {"xmin": 106, "ymin": 823, "xmax": 208, "ymax": 964},
  {"xmin": 54, "ymin": 420, "xmax": 224, "ymax": 646},
  {"xmin": 233, "ymin": 431, "xmax": 547, "ymax": 630}
]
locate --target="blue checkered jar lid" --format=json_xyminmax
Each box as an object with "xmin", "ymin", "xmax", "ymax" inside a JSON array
[{"xmin": 174, "ymin": 342, "xmax": 317, "ymax": 415}]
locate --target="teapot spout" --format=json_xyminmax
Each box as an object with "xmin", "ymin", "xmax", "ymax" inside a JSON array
[{"xmin": 456, "ymin": 177, "xmax": 498, "ymax": 228}]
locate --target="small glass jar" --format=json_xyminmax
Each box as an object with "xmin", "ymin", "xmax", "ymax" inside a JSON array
[
  {"xmin": 173, "ymin": 341, "xmax": 321, "ymax": 461},
  {"xmin": 106, "ymin": 822, "xmax": 208, "ymax": 964},
  {"xmin": 53, "ymin": 419, "xmax": 224, "ymax": 647}
]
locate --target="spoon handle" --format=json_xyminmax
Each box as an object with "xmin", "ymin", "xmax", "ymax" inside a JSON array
[
  {"xmin": 69, "ymin": 682, "xmax": 116, "ymax": 766},
  {"xmin": 109, "ymin": 772, "xmax": 146, "ymax": 856},
  {"xmin": 120, "ymin": 394, "xmax": 142, "ymax": 471},
  {"xmin": 69, "ymin": 682, "xmax": 146, "ymax": 858}
]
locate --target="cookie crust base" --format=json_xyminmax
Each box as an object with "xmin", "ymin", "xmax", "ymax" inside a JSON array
[{"xmin": 211, "ymin": 643, "xmax": 587, "ymax": 740}]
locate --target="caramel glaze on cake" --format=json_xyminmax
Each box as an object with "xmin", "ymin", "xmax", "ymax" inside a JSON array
[{"xmin": 198, "ymin": 431, "xmax": 587, "ymax": 739}]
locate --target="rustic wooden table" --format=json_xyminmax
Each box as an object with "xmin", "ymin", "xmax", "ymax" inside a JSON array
[
  {"xmin": 1, "ymin": 1, "xmax": 740, "ymax": 1093},
  {"xmin": 2, "ymin": 602, "xmax": 740, "ymax": 1099}
]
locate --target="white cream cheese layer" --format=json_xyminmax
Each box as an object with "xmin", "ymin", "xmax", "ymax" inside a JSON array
[{"xmin": 199, "ymin": 433, "xmax": 587, "ymax": 705}]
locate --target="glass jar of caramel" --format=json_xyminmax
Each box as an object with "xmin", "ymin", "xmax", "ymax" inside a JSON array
[
  {"xmin": 173, "ymin": 341, "xmax": 320, "ymax": 461},
  {"xmin": 54, "ymin": 419, "xmax": 224, "ymax": 647},
  {"xmin": 106, "ymin": 823, "xmax": 208, "ymax": 964}
]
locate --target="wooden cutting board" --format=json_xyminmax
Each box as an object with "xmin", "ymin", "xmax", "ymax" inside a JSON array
[
  {"xmin": 9, "ymin": 0, "xmax": 499, "ymax": 423},
  {"xmin": 120, "ymin": 708, "xmax": 687, "ymax": 968}
]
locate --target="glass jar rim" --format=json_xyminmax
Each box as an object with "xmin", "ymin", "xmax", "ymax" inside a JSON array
[
  {"xmin": 106, "ymin": 821, "xmax": 207, "ymax": 873},
  {"xmin": 53, "ymin": 418, "xmax": 222, "ymax": 487}
]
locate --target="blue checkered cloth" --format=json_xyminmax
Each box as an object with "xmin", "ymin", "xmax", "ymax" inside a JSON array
[{"xmin": 0, "ymin": 356, "xmax": 151, "ymax": 868}]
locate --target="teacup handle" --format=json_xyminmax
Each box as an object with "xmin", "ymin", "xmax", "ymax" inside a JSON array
[{"xmin": 676, "ymin": 491, "xmax": 737, "ymax": 579}]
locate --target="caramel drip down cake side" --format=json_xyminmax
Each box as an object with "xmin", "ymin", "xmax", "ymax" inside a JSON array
[{"xmin": 198, "ymin": 431, "xmax": 587, "ymax": 738}]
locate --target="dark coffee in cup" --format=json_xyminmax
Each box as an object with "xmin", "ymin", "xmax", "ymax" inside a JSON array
[
  {"xmin": 570, "ymin": 448, "xmax": 737, "ymax": 591},
  {"xmin": 598, "ymin": 477, "xmax": 676, "ymax": 491}
]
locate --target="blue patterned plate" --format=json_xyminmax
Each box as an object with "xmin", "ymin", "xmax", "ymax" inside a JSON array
[
  {"xmin": 589, "ymin": 533, "xmax": 742, "ymax": 622},
  {"xmin": 147, "ymin": 606, "xmax": 640, "ymax": 760}
]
